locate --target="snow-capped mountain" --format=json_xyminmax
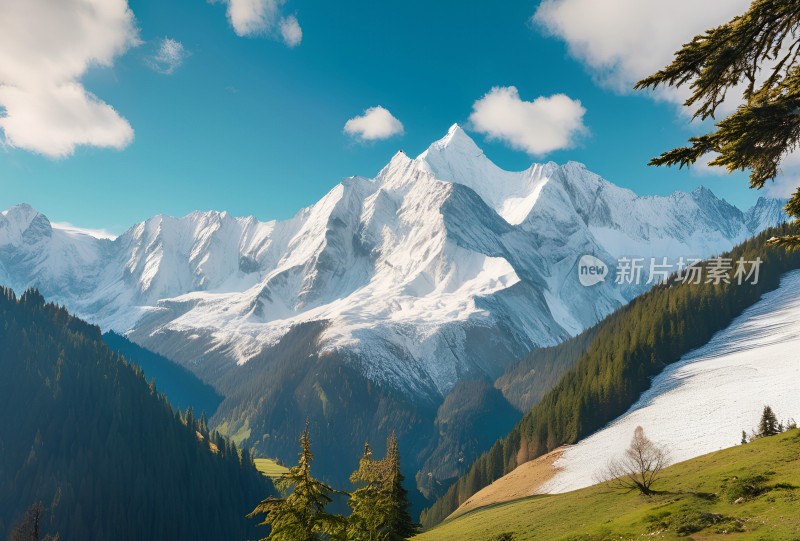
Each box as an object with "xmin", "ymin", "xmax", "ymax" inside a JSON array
[
  {"xmin": 1, "ymin": 124, "xmax": 791, "ymax": 492},
  {"xmin": 0, "ymin": 125, "xmax": 789, "ymax": 400}
]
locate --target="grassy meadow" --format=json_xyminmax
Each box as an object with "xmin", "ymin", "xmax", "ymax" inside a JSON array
[
  {"xmin": 254, "ymin": 458, "xmax": 290, "ymax": 479},
  {"xmin": 416, "ymin": 430, "xmax": 800, "ymax": 540}
]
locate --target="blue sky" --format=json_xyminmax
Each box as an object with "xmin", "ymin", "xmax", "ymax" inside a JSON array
[{"xmin": 0, "ymin": 0, "xmax": 778, "ymax": 234}]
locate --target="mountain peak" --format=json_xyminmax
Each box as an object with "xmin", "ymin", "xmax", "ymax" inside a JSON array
[
  {"xmin": 0, "ymin": 204, "xmax": 52, "ymax": 244},
  {"xmin": 423, "ymin": 123, "xmax": 482, "ymax": 156},
  {"xmin": 745, "ymin": 195, "xmax": 790, "ymax": 232},
  {"xmin": 444, "ymin": 122, "xmax": 467, "ymax": 140},
  {"xmin": 416, "ymin": 124, "xmax": 493, "ymax": 179},
  {"xmin": 1, "ymin": 203, "xmax": 48, "ymax": 229},
  {"xmin": 691, "ymin": 185, "xmax": 714, "ymax": 197},
  {"xmin": 2, "ymin": 203, "xmax": 39, "ymax": 220},
  {"xmin": 411, "ymin": 125, "xmax": 557, "ymax": 225}
]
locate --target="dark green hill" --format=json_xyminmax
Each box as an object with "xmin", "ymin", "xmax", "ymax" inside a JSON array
[
  {"xmin": 496, "ymin": 326, "xmax": 600, "ymax": 412},
  {"xmin": 421, "ymin": 225, "xmax": 800, "ymax": 527},
  {"xmin": 416, "ymin": 379, "xmax": 520, "ymax": 500},
  {"xmin": 103, "ymin": 331, "xmax": 223, "ymax": 417},
  {"xmin": 0, "ymin": 288, "xmax": 272, "ymax": 540}
]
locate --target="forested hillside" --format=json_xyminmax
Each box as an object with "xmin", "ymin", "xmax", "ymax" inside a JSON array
[
  {"xmin": 0, "ymin": 289, "xmax": 272, "ymax": 540},
  {"xmin": 421, "ymin": 225, "xmax": 800, "ymax": 527},
  {"xmin": 496, "ymin": 327, "xmax": 600, "ymax": 412},
  {"xmin": 416, "ymin": 379, "xmax": 519, "ymax": 500},
  {"xmin": 103, "ymin": 331, "xmax": 223, "ymax": 416}
]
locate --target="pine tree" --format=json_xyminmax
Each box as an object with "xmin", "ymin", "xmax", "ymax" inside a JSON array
[
  {"xmin": 635, "ymin": 0, "xmax": 800, "ymax": 247},
  {"xmin": 384, "ymin": 434, "xmax": 420, "ymax": 539},
  {"xmin": 759, "ymin": 405, "xmax": 780, "ymax": 437},
  {"xmin": 8, "ymin": 503, "xmax": 47, "ymax": 541},
  {"xmin": 741, "ymin": 430, "xmax": 748, "ymax": 445},
  {"xmin": 184, "ymin": 407, "xmax": 195, "ymax": 431},
  {"xmin": 346, "ymin": 435, "xmax": 419, "ymax": 541},
  {"xmin": 347, "ymin": 443, "xmax": 393, "ymax": 541},
  {"xmin": 249, "ymin": 422, "xmax": 345, "ymax": 541}
]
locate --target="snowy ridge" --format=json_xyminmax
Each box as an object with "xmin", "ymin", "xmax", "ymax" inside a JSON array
[
  {"xmin": 0, "ymin": 125, "xmax": 791, "ymax": 398},
  {"xmin": 50, "ymin": 222, "xmax": 118, "ymax": 240},
  {"xmin": 540, "ymin": 270, "xmax": 800, "ymax": 494},
  {"xmin": 418, "ymin": 124, "xmax": 553, "ymax": 225}
]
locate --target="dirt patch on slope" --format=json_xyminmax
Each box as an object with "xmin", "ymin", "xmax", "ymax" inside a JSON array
[{"xmin": 448, "ymin": 447, "xmax": 565, "ymax": 520}]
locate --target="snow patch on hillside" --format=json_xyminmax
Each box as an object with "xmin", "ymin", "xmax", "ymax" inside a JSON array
[{"xmin": 541, "ymin": 270, "xmax": 800, "ymax": 494}]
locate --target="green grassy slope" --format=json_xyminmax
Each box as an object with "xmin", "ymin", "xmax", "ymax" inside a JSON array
[
  {"xmin": 254, "ymin": 457, "xmax": 290, "ymax": 479},
  {"xmin": 415, "ymin": 429, "xmax": 800, "ymax": 540}
]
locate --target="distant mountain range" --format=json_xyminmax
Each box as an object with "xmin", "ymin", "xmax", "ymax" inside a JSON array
[{"xmin": 0, "ymin": 125, "xmax": 789, "ymax": 496}]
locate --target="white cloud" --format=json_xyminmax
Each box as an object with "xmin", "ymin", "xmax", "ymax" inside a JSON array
[
  {"xmin": 0, "ymin": 0, "xmax": 138, "ymax": 158},
  {"xmin": 689, "ymin": 150, "xmax": 800, "ymax": 197},
  {"xmin": 148, "ymin": 38, "xmax": 188, "ymax": 75},
  {"xmin": 215, "ymin": 0, "xmax": 302, "ymax": 46},
  {"xmin": 279, "ymin": 15, "xmax": 303, "ymax": 47},
  {"xmin": 690, "ymin": 153, "xmax": 730, "ymax": 177},
  {"xmin": 0, "ymin": 83, "xmax": 134, "ymax": 158},
  {"xmin": 532, "ymin": 0, "xmax": 750, "ymax": 96},
  {"xmin": 344, "ymin": 106, "xmax": 404, "ymax": 142},
  {"xmin": 469, "ymin": 86, "xmax": 587, "ymax": 156},
  {"xmin": 223, "ymin": 0, "xmax": 281, "ymax": 36},
  {"xmin": 764, "ymin": 152, "xmax": 800, "ymax": 198},
  {"xmin": 532, "ymin": 0, "xmax": 800, "ymax": 190},
  {"xmin": 766, "ymin": 175, "xmax": 800, "ymax": 198}
]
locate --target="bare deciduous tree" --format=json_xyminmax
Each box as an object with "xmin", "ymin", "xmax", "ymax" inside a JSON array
[{"xmin": 599, "ymin": 426, "xmax": 670, "ymax": 496}]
